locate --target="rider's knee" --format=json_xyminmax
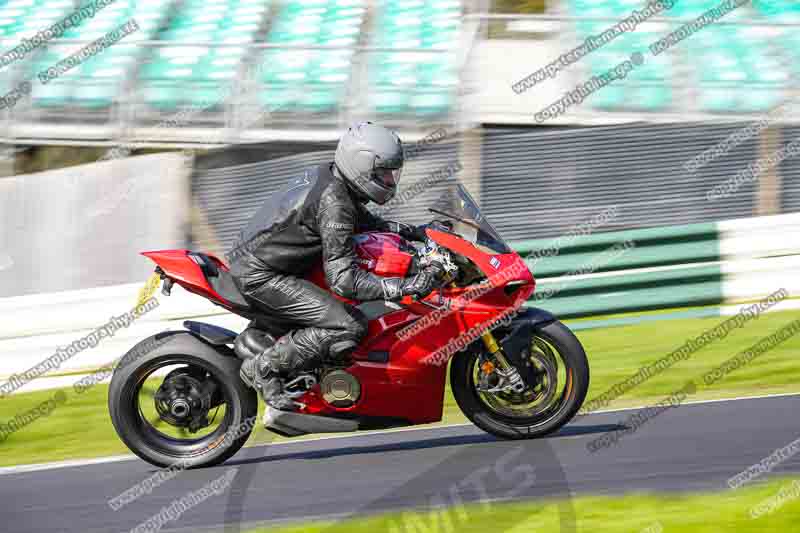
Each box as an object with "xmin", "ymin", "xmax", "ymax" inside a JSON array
[{"xmin": 326, "ymin": 309, "xmax": 367, "ymax": 361}]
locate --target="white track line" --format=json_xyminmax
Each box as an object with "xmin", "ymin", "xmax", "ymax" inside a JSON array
[{"xmin": 1, "ymin": 391, "xmax": 799, "ymax": 476}]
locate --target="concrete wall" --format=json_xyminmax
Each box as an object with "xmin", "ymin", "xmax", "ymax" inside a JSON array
[{"xmin": 0, "ymin": 152, "xmax": 191, "ymax": 297}]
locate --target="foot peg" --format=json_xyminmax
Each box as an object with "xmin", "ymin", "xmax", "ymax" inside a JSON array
[{"xmin": 283, "ymin": 374, "xmax": 317, "ymax": 398}]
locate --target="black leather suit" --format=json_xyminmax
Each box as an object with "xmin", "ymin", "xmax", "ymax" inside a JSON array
[{"xmin": 227, "ymin": 163, "xmax": 420, "ymax": 375}]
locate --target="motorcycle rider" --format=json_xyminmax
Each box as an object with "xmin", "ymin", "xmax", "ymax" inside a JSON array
[{"xmin": 231, "ymin": 122, "xmax": 445, "ymax": 411}]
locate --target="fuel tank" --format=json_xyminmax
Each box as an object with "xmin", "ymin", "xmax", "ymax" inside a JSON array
[
  {"xmin": 353, "ymin": 232, "xmax": 414, "ymax": 278},
  {"xmin": 305, "ymin": 232, "xmax": 416, "ymax": 300}
]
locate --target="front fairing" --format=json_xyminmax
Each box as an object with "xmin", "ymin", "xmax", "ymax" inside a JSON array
[
  {"xmin": 424, "ymin": 184, "xmax": 531, "ymax": 285},
  {"xmin": 425, "ymin": 228, "xmax": 533, "ymax": 288}
]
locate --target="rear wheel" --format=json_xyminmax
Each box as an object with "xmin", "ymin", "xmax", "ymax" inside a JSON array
[
  {"xmin": 108, "ymin": 332, "xmax": 258, "ymax": 468},
  {"xmin": 451, "ymin": 320, "xmax": 589, "ymax": 439}
]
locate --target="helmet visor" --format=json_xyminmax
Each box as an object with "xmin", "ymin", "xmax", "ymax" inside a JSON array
[{"xmin": 373, "ymin": 167, "xmax": 402, "ymax": 188}]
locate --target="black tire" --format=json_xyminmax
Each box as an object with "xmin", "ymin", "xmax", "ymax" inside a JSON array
[
  {"xmin": 108, "ymin": 331, "xmax": 258, "ymax": 468},
  {"xmin": 451, "ymin": 320, "xmax": 589, "ymax": 440}
]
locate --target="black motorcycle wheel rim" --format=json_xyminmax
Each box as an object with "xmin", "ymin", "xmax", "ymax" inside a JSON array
[{"xmin": 126, "ymin": 356, "xmax": 236, "ymax": 460}]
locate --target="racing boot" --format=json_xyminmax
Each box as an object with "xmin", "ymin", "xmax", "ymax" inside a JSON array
[{"xmin": 240, "ymin": 334, "xmax": 308, "ymax": 412}]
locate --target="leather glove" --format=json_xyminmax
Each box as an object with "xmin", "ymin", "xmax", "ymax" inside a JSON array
[
  {"xmin": 386, "ymin": 221, "xmax": 452, "ymax": 242},
  {"xmin": 389, "ymin": 221, "xmax": 427, "ymax": 242},
  {"xmin": 380, "ymin": 221, "xmax": 424, "ymax": 242},
  {"xmin": 381, "ymin": 262, "xmax": 445, "ymax": 301},
  {"xmin": 407, "ymin": 224, "xmax": 430, "ymax": 242}
]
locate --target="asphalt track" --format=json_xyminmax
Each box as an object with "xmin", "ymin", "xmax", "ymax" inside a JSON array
[{"xmin": 2, "ymin": 394, "xmax": 800, "ymax": 533}]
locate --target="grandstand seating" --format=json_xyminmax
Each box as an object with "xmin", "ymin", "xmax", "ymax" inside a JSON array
[
  {"xmin": 754, "ymin": 0, "xmax": 800, "ymax": 106},
  {"xmin": 139, "ymin": 0, "xmax": 270, "ymax": 110},
  {"xmin": 29, "ymin": 0, "xmax": 172, "ymax": 108},
  {"xmin": 753, "ymin": 0, "xmax": 800, "ymax": 22},
  {"xmin": 689, "ymin": 26, "xmax": 788, "ymax": 113},
  {"xmin": 0, "ymin": 0, "xmax": 463, "ymax": 116},
  {"xmin": 0, "ymin": 0, "xmax": 75, "ymax": 100},
  {"xmin": 368, "ymin": 0, "xmax": 461, "ymax": 116},
  {"xmin": 671, "ymin": 1, "xmax": 789, "ymax": 114},
  {"xmin": 569, "ymin": 0, "xmax": 672, "ymax": 112},
  {"xmin": 582, "ymin": 26, "xmax": 673, "ymax": 112},
  {"xmin": 0, "ymin": 0, "xmax": 72, "ymax": 40},
  {"xmin": 255, "ymin": 0, "xmax": 365, "ymax": 114},
  {"xmin": 3, "ymin": 0, "xmax": 799, "ymax": 121},
  {"xmin": 568, "ymin": 0, "xmax": 793, "ymax": 115}
]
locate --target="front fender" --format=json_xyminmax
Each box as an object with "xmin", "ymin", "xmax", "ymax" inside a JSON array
[
  {"xmin": 497, "ymin": 307, "xmax": 557, "ymax": 389},
  {"xmin": 508, "ymin": 307, "xmax": 557, "ymax": 330}
]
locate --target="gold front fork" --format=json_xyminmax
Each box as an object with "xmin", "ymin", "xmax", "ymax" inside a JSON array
[{"xmin": 481, "ymin": 331, "xmax": 514, "ymax": 371}]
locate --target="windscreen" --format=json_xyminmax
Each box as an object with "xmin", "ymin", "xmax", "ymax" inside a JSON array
[{"xmin": 429, "ymin": 184, "xmax": 511, "ymax": 254}]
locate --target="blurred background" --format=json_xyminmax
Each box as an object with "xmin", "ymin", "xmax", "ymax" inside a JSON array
[
  {"xmin": 3, "ymin": 4, "xmax": 800, "ymax": 531},
  {"xmin": 0, "ymin": 0, "xmax": 799, "ymax": 390}
]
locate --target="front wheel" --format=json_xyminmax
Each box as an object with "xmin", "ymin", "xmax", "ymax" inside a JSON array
[
  {"xmin": 108, "ymin": 331, "xmax": 258, "ymax": 468},
  {"xmin": 451, "ymin": 320, "xmax": 589, "ymax": 439}
]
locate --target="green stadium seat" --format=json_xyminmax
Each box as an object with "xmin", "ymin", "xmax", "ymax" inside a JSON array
[
  {"xmin": 367, "ymin": 0, "xmax": 460, "ymax": 116},
  {"xmin": 372, "ymin": 90, "xmax": 411, "ymax": 114},
  {"xmin": 258, "ymin": 84, "xmax": 302, "ymax": 108},
  {"xmin": 570, "ymin": 0, "xmax": 633, "ymax": 17},
  {"xmin": 738, "ymin": 90, "xmax": 785, "ymax": 113},
  {"xmin": 753, "ymin": 0, "xmax": 800, "ymax": 21},
  {"xmin": 579, "ymin": 25, "xmax": 672, "ymax": 112},
  {"xmin": 410, "ymin": 87, "xmax": 452, "ymax": 115},
  {"xmin": 569, "ymin": 0, "xmax": 794, "ymax": 115},
  {"xmin": 299, "ymin": 84, "xmax": 343, "ymax": 112},
  {"xmin": 669, "ymin": 0, "xmax": 731, "ymax": 19},
  {"xmin": 30, "ymin": 80, "xmax": 73, "ymax": 108},
  {"xmin": 18, "ymin": 0, "xmax": 174, "ymax": 108},
  {"xmin": 139, "ymin": 0, "xmax": 271, "ymax": 111},
  {"xmin": 696, "ymin": 86, "xmax": 783, "ymax": 114},
  {"xmin": 586, "ymin": 84, "xmax": 670, "ymax": 112},
  {"xmin": 0, "ymin": 0, "xmax": 74, "ymax": 55},
  {"xmin": 255, "ymin": 0, "xmax": 365, "ymax": 114},
  {"xmin": 679, "ymin": 25, "xmax": 791, "ymax": 113}
]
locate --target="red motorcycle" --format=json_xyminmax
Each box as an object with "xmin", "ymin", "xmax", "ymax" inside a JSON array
[{"xmin": 109, "ymin": 185, "xmax": 589, "ymax": 467}]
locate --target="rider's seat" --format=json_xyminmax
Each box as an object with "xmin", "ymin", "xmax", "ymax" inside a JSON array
[{"xmin": 188, "ymin": 252, "xmax": 252, "ymax": 311}]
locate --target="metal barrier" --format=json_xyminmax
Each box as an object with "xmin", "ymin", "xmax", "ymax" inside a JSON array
[{"xmin": 520, "ymin": 212, "xmax": 800, "ymax": 318}]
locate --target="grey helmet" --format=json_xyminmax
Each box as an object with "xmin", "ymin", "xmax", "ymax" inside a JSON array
[{"xmin": 334, "ymin": 121, "xmax": 404, "ymax": 205}]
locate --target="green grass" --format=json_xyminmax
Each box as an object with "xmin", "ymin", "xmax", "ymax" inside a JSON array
[
  {"xmin": 574, "ymin": 308, "xmax": 800, "ymax": 407},
  {"xmin": 1, "ymin": 309, "xmax": 798, "ymax": 467},
  {"xmin": 243, "ymin": 477, "xmax": 800, "ymax": 532}
]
